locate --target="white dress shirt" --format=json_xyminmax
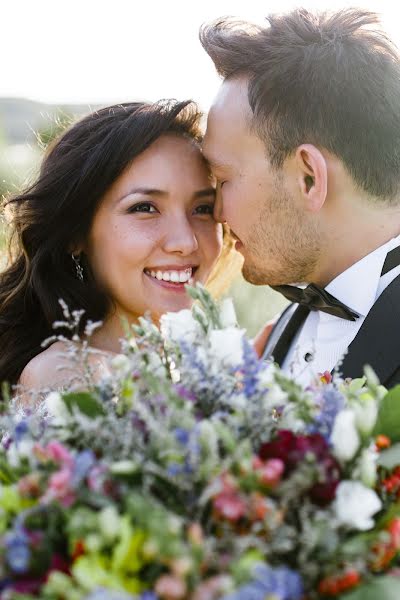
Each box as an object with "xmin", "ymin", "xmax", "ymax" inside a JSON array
[{"xmin": 282, "ymin": 235, "xmax": 400, "ymax": 386}]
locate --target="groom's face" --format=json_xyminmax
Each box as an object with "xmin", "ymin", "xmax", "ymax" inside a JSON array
[{"xmin": 203, "ymin": 77, "xmax": 320, "ymax": 286}]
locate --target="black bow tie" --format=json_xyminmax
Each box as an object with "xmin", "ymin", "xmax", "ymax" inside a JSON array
[
  {"xmin": 271, "ymin": 246, "xmax": 400, "ymax": 322},
  {"xmin": 271, "ymin": 283, "xmax": 359, "ymax": 321}
]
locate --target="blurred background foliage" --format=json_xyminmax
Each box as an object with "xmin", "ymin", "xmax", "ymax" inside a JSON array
[{"xmin": 0, "ymin": 99, "xmax": 286, "ymax": 336}]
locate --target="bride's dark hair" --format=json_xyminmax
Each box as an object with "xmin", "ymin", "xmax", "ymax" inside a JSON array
[{"xmin": 0, "ymin": 100, "xmax": 207, "ymax": 389}]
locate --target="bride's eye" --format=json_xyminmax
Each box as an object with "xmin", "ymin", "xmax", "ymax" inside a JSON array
[
  {"xmin": 194, "ymin": 204, "xmax": 214, "ymax": 215},
  {"xmin": 128, "ymin": 202, "xmax": 158, "ymax": 214}
]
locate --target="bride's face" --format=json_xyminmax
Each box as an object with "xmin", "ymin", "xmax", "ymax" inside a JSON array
[{"xmin": 84, "ymin": 134, "xmax": 223, "ymax": 322}]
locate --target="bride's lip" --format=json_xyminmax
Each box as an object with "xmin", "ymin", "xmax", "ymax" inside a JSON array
[
  {"xmin": 144, "ymin": 272, "xmax": 194, "ymax": 293},
  {"xmin": 144, "ymin": 264, "xmax": 198, "ymax": 271},
  {"xmin": 143, "ymin": 267, "xmax": 197, "ymax": 292}
]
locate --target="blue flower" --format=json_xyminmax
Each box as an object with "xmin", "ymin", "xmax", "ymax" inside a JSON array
[
  {"xmin": 139, "ymin": 593, "xmax": 158, "ymax": 600},
  {"xmin": 5, "ymin": 531, "xmax": 30, "ymax": 574},
  {"xmin": 84, "ymin": 587, "xmax": 135, "ymax": 600},
  {"xmin": 14, "ymin": 420, "xmax": 29, "ymax": 444},
  {"xmin": 240, "ymin": 338, "xmax": 263, "ymax": 399},
  {"xmin": 167, "ymin": 463, "xmax": 184, "ymax": 477},
  {"xmin": 174, "ymin": 428, "xmax": 190, "ymax": 446},
  {"xmin": 309, "ymin": 386, "xmax": 345, "ymax": 438},
  {"xmin": 223, "ymin": 563, "xmax": 303, "ymax": 600},
  {"xmin": 72, "ymin": 449, "xmax": 96, "ymax": 487}
]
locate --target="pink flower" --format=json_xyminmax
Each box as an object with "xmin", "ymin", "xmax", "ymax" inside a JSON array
[
  {"xmin": 213, "ymin": 492, "xmax": 247, "ymax": 522},
  {"xmin": 45, "ymin": 441, "xmax": 73, "ymax": 467},
  {"xmin": 155, "ymin": 574, "xmax": 187, "ymax": 599},
  {"xmin": 252, "ymin": 456, "xmax": 285, "ymax": 487},
  {"xmin": 42, "ymin": 468, "xmax": 75, "ymax": 507}
]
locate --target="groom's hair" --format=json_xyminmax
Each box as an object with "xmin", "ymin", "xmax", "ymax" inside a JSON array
[{"xmin": 200, "ymin": 9, "xmax": 400, "ymax": 202}]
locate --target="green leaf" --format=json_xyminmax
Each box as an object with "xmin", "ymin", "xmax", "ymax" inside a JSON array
[
  {"xmin": 62, "ymin": 392, "xmax": 105, "ymax": 418},
  {"xmin": 373, "ymin": 385, "xmax": 400, "ymax": 442},
  {"xmin": 340, "ymin": 576, "xmax": 400, "ymax": 600},
  {"xmin": 378, "ymin": 443, "xmax": 400, "ymax": 469}
]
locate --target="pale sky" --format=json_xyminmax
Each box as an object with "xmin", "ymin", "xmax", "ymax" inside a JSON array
[{"xmin": 2, "ymin": 0, "xmax": 400, "ymax": 111}]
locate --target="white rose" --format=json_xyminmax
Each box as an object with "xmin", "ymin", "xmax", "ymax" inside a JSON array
[
  {"xmin": 331, "ymin": 409, "xmax": 360, "ymax": 461},
  {"xmin": 219, "ymin": 298, "xmax": 238, "ymax": 328},
  {"xmin": 44, "ymin": 391, "xmax": 70, "ymax": 426},
  {"xmin": 334, "ymin": 480, "xmax": 382, "ymax": 530},
  {"xmin": 209, "ymin": 328, "xmax": 245, "ymax": 367},
  {"xmin": 352, "ymin": 398, "xmax": 378, "ymax": 436},
  {"xmin": 160, "ymin": 310, "xmax": 201, "ymax": 345}
]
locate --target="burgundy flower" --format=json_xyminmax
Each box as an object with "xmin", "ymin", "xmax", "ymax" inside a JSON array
[{"xmin": 258, "ymin": 430, "xmax": 341, "ymax": 506}]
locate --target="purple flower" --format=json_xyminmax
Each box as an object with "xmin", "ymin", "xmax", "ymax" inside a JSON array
[
  {"xmin": 5, "ymin": 531, "xmax": 30, "ymax": 574},
  {"xmin": 140, "ymin": 593, "xmax": 158, "ymax": 600},
  {"xmin": 173, "ymin": 384, "xmax": 196, "ymax": 403}
]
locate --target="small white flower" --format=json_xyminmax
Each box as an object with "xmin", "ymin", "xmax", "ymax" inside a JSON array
[
  {"xmin": 111, "ymin": 354, "xmax": 131, "ymax": 374},
  {"xmin": 265, "ymin": 384, "xmax": 289, "ymax": 408},
  {"xmin": 98, "ymin": 505, "xmax": 120, "ymax": 542},
  {"xmin": 359, "ymin": 447, "xmax": 378, "ymax": 488},
  {"xmin": 331, "ymin": 409, "xmax": 360, "ymax": 461},
  {"xmin": 352, "ymin": 398, "xmax": 378, "ymax": 436},
  {"xmin": 160, "ymin": 310, "xmax": 201, "ymax": 345},
  {"xmin": 7, "ymin": 439, "xmax": 35, "ymax": 468},
  {"xmin": 230, "ymin": 393, "xmax": 247, "ymax": 411},
  {"xmin": 44, "ymin": 391, "xmax": 70, "ymax": 426},
  {"xmin": 219, "ymin": 298, "xmax": 238, "ymax": 328},
  {"xmin": 209, "ymin": 328, "xmax": 245, "ymax": 367},
  {"xmin": 334, "ymin": 480, "xmax": 382, "ymax": 530}
]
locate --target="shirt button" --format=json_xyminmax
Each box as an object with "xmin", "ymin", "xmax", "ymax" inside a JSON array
[{"xmin": 304, "ymin": 352, "xmax": 314, "ymax": 363}]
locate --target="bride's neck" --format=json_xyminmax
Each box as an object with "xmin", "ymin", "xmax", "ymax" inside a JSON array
[{"xmin": 88, "ymin": 313, "xmax": 132, "ymax": 354}]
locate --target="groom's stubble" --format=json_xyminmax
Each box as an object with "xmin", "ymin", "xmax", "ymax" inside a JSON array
[{"xmin": 241, "ymin": 174, "xmax": 323, "ymax": 287}]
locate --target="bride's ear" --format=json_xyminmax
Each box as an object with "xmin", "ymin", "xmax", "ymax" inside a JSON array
[{"xmin": 295, "ymin": 144, "xmax": 328, "ymax": 213}]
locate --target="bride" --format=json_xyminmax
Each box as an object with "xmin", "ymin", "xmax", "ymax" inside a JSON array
[{"xmin": 0, "ymin": 100, "xmax": 237, "ymax": 396}]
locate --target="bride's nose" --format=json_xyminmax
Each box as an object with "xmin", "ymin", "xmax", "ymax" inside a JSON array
[{"xmin": 162, "ymin": 216, "xmax": 199, "ymax": 255}]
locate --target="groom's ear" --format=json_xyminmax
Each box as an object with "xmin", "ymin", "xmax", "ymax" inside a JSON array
[{"xmin": 294, "ymin": 144, "xmax": 328, "ymax": 213}]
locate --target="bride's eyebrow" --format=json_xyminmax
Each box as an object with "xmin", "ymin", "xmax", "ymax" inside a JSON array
[{"xmin": 119, "ymin": 188, "xmax": 168, "ymax": 202}]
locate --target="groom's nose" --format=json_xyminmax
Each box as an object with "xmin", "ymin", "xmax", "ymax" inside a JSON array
[{"xmin": 213, "ymin": 184, "xmax": 226, "ymax": 224}]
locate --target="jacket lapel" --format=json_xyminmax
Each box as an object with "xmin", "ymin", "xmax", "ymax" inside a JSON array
[{"xmin": 340, "ymin": 274, "xmax": 400, "ymax": 385}]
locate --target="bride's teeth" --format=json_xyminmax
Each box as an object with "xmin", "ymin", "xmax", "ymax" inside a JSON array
[
  {"xmin": 170, "ymin": 271, "xmax": 180, "ymax": 283},
  {"xmin": 156, "ymin": 271, "xmax": 163, "ymax": 280},
  {"xmin": 179, "ymin": 271, "xmax": 188, "ymax": 283},
  {"xmin": 151, "ymin": 271, "xmax": 156, "ymax": 278},
  {"xmin": 162, "ymin": 272, "xmax": 171, "ymax": 282}
]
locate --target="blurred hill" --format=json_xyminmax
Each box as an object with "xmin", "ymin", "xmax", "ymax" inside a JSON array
[{"xmin": 0, "ymin": 97, "xmax": 98, "ymax": 145}]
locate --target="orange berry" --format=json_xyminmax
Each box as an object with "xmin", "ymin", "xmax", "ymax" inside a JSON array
[{"xmin": 376, "ymin": 435, "xmax": 391, "ymax": 450}]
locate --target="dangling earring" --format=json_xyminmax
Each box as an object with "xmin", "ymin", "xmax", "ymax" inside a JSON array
[{"xmin": 71, "ymin": 253, "xmax": 84, "ymax": 281}]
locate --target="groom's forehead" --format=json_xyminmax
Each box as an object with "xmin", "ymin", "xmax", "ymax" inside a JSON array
[{"xmin": 210, "ymin": 77, "xmax": 251, "ymax": 123}]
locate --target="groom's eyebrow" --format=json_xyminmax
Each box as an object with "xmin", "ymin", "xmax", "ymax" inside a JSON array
[{"xmin": 193, "ymin": 187, "xmax": 216, "ymax": 199}]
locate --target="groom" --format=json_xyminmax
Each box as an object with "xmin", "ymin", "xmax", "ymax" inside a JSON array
[{"xmin": 201, "ymin": 8, "xmax": 400, "ymax": 387}]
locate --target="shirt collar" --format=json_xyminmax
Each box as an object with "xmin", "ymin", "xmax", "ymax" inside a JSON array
[{"xmin": 325, "ymin": 235, "xmax": 400, "ymax": 318}]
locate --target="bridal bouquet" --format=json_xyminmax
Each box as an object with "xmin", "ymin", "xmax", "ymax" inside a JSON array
[{"xmin": 1, "ymin": 286, "xmax": 400, "ymax": 600}]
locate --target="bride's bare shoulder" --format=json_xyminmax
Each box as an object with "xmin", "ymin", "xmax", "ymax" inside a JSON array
[{"xmin": 18, "ymin": 342, "xmax": 72, "ymax": 389}]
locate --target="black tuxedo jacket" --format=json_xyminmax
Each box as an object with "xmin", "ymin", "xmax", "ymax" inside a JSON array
[{"xmin": 262, "ymin": 274, "xmax": 400, "ymax": 389}]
